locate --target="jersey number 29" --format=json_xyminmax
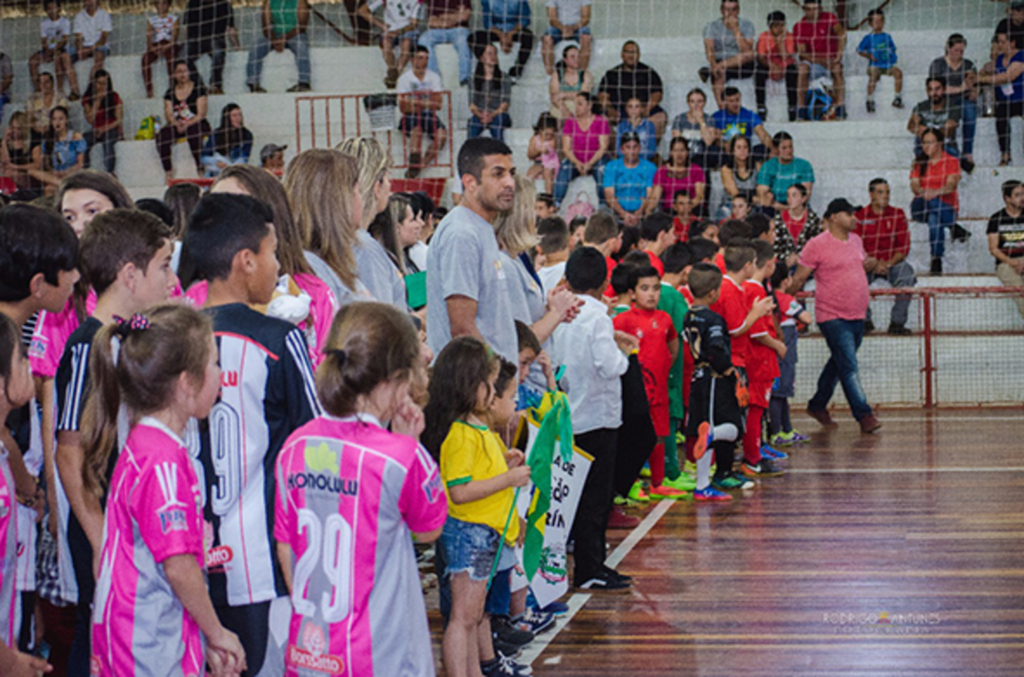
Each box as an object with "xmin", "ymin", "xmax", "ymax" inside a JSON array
[{"xmin": 293, "ymin": 508, "xmax": 353, "ymax": 623}]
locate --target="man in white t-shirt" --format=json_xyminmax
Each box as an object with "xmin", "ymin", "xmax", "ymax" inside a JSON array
[
  {"xmin": 397, "ymin": 45, "xmax": 449, "ymax": 178},
  {"xmin": 72, "ymin": 0, "xmax": 112, "ymax": 81},
  {"xmin": 358, "ymin": 0, "xmax": 423, "ymax": 89},
  {"xmin": 30, "ymin": 0, "xmax": 80, "ymax": 98}
]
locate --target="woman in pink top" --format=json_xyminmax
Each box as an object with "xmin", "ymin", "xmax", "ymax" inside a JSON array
[
  {"xmin": 84, "ymin": 305, "xmax": 245, "ymax": 676},
  {"xmin": 651, "ymin": 138, "xmax": 707, "ymax": 213},
  {"xmin": 202, "ymin": 165, "xmax": 338, "ymax": 366},
  {"xmin": 554, "ymin": 92, "xmax": 610, "ymax": 206},
  {"xmin": 275, "ymin": 302, "xmax": 446, "ymax": 677},
  {"xmin": 0, "ymin": 313, "xmax": 53, "ymax": 677}
]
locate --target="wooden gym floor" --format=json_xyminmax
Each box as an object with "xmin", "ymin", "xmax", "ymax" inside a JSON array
[{"xmin": 429, "ymin": 409, "xmax": 1024, "ymax": 676}]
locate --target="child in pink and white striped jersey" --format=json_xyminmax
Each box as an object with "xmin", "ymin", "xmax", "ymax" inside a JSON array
[
  {"xmin": 82, "ymin": 304, "xmax": 245, "ymax": 677},
  {"xmin": 275, "ymin": 302, "xmax": 447, "ymax": 677}
]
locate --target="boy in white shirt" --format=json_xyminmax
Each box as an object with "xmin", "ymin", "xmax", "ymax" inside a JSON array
[
  {"xmin": 72, "ymin": 0, "xmax": 112, "ymax": 83},
  {"xmin": 397, "ymin": 45, "xmax": 449, "ymax": 178},
  {"xmin": 30, "ymin": 0, "xmax": 81, "ymax": 99},
  {"xmin": 553, "ymin": 246, "xmax": 637, "ymax": 591}
]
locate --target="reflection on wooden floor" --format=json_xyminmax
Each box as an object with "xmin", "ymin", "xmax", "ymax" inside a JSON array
[{"xmin": 429, "ymin": 409, "xmax": 1024, "ymax": 676}]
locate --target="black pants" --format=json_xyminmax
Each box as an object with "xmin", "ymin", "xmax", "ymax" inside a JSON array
[
  {"xmin": 67, "ymin": 517, "xmax": 95, "ymax": 677},
  {"xmin": 469, "ymin": 28, "xmax": 534, "ymax": 74},
  {"xmin": 216, "ymin": 601, "xmax": 273, "ymax": 676},
  {"xmin": 570, "ymin": 428, "xmax": 618, "ymax": 583},
  {"xmin": 996, "ymin": 99, "xmax": 1024, "ymax": 155},
  {"xmin": 755, "ymin": 63, "xmax": 799, "ymax": 118}
]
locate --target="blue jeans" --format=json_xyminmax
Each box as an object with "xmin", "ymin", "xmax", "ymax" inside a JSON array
[
  {"xmin": 467, "ymin": 112, "xmax": 511, "ymax": 141},
  {"xmin": 910, "ymin": 196, "xmax": 957, "ymax": 258},
  {"xmin": 419, "ymin": 27, "xmax": 472, "ymax": 84},
  {"xmin": 866, "ymin": 260, "xmax": 917, "ymax": 327},
  {"xmin": 553, "ymin": 157, "xmax": 608, "ymax": 206},
  {"xmin": 83, "ymin": 128, "xmax": 120, "ymax": 173},
  {"xmin": 957, "ymin": 96, "xmax": 977, "ymax": 156},
  {"xmin": 809, "ymin": 318, "xmax": 872, "ymax": 421},
  {"xmin": 246, "ymin": 32, "xmax": 311, "ymax": 86}
]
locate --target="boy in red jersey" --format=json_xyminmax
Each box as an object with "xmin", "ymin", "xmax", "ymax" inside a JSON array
[
  {"xmin": 740, "ymin": 240, "xmax": 787, "ymax": 477},
  {"xmin": 708, "ymin": 239, "xmax": 774, "ymax": 489},
  {"xmin": 613, "ymin": 263, "xmax": 685, "ymax": 499}
]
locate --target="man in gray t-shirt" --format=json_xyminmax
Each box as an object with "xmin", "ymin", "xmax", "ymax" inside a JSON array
[
  {"xmin": 702, "ymin": 0, "xmax": 756, "ymax": 108},
  {"xmin": 427, "ymin": 137, "xmax": 518, "ymax": 363},
  {"xmin": 908, "ymin": 76, "xmax": 960, "ymax": 156}
]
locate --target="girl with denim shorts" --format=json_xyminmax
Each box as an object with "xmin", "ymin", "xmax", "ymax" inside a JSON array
[{"xmin": 423, "ymin": 338, "xmax": 532, "ymax": 677}]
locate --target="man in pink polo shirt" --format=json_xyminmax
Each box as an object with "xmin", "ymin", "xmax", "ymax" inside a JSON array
[{"xmin": 791, "ymin": 197, "xmax": 882, "ymax": 434}]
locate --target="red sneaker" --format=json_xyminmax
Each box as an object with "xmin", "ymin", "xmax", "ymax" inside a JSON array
[{"xmin": 606, "ymin": 506, "xmax": 640, "ymax": 529}]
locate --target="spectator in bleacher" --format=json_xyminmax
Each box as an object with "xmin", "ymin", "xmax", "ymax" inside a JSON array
[
  {"xmin": 717, "ymin": 134, "xmax": 760, "ymax": 220},
  {"xmin": 554, "ymin": 91, "xmax": 610, "ymax": 206},
  {"xmin": 771, "ymin": 182, "xmax": 821, "ymax": 266},
  {"xmin": 907, "ymin": 77, "xmax": 960, "ymax": 157},
  {"xmin": 790, "ymin": 197, "xmax": 882, "ymax": 434},
  {"xmin": 0, "ymin": 51, "xmax": 10, "ymax": 125},
  {"xmin": 527, "ymin": 113, "xmax": 560, "ymax": 194},
  {"xmin": 541, "ymin": 0, "xmax": 593, "ymax": 76},
  {"xmin": 910, "ymin": 127, "xmax": 962, "ymax": 275},
  {"xmin": 651, "ymin": 137, "xmax": 706, "ymax": 215},
  {"xmin": 979, "ymin": 30, "xmax": 1024, "ymax": 166},
  {"xmin": 988, "ymin": 179, "xmax": 1024, "ymax": 318},
  {"xmin": 755, "ymin": 11, "xmax": 800, "ymax": 122},
  {"xmin": 615, "ymin": 97, "xmax": 657, "ymax": 161},
  {"xmin": 701, "ymin": 0, "xmax": 756, "ymax": 111},
  {"xmin": 931, "ymin": 34, "xmax": 977, "ymax": 175},
  {"xmin": 856, "ymin": 8, "xmax": 903, "ymax": 114},
  {"xmin": 1, "ymin": 113, "xmax": 39, "ymax": 194},
  {"xmin": 141, "ymin": 0, "xmax": 179, "ymax": 99},
  {"xmin": 27, "ymin": 72, "xmax": 70, "ymax": 145},
  {"xmin": 201, "ymin": 103, "xmax": 254, "ymax": 177},
  {"xmin": 29, "ymin": 0, "xmax": 79, "ymax": 100},
  {"xmin": 71, "ymin": 0, "xmax": 112, "ymax": 87},
  {"xmin": 260, "ymin": 142, "xmax": 287, "ymax": 175},
  {"xmin": 418, "ymin": 0, "xmax": 473, "ymax": 87},
  {"xmin": 247, "ymin": 0, "xmax": 312, "ymax": 93},
  {"xmin": 549, "ymin": 42, "xmax": 594, "ymax": 121},
  {"xmin": 157, "ymin": 60, "xmax": 211, "ymax": 182},
  {"xmin": 183, "ymin": 0, "xmax": 239, "ymax": 95},
  {"xmin": 358, "ymin": 0, "xmax": 424, "ymax": 89},
  {"xmin": 467, "ymin": 44, "xmax": 512, "ymax": 142},
  {"xmin": 82, "ymin": 69, "xmax": 123, "ymax": 174},
  {"xmin": 793, "ymin": 0, "xmax": 847, "ymax": 120},
  {"xmin": 995, "ymin": 0, "xmax": 1024, "ymax": 49},
  {"xmin": 756, "ymin": 130, "xmax": 813, "ymax": 212},
  {"xmin": 29, "ymin": 106, "xmax": 86, "ymax": 190},
  {"xmin": 603, "ymin": 132, "xmax": 656, "ymax": 226},
  {"xmin": 598, "ymin": 41, "xmax": 668, "ymax": 143},
  {"xmin": 671, "ymin": 88, "xmax": 726, "ymax": 170},
  {"xmin": 854, "ymin": 178, "xmax": 915, "ymax": 335},
  {"xmin": 398, "ymin": 46, "xmax": 449, "ymax": 178},
  {"xmin": 469, "ymin": 0, "xmax": 534, "ymax": 83},
  {"xmin": 711, "ymin": 86, "xmax": 774, "ymax": 164}
]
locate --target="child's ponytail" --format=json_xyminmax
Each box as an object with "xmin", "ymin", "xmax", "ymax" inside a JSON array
[
  {"xmin": 421, "ymin": 337, "xmax": 498, "ymax": 459},
  {"xmin": 81, "ymin": 305, "xmax": 213, "ymax": 498}
]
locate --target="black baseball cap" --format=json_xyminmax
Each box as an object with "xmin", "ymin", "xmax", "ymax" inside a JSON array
[{"xmin": 823, "ymin": 198, "xmax": 860, "ymax": 219}]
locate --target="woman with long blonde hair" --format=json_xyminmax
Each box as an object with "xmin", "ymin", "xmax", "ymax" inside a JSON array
[
  {"xmin": 337, "ymin": 136, "xmax": 407, "ymax": 308},
  {"xmin": 495, "ymin": 175, "xmax": 578, "ymax": 345},
  {"xmin": 284, "ymin": 149, "xmax": 370, "ymax": 308}
]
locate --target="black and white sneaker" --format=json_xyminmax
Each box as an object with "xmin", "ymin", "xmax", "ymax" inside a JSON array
[
  {"xmin": 491, "ymin": 615, "xmax": 534, "ymax": 648},
  {"xmin": 483, "ymin": 654, "xmax": 533, "ymax": 676},
  {"xmin": 575, "ymin": 571, "xmax": 631, "ymax": 591}
]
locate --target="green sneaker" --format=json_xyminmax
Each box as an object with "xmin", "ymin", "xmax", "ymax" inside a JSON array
[
  {"xmin": 682, "ymin": 460, "xmax": 697, "ymax": 475},
  {"xmin": 627, "ymin": 481, "xmax": 651, "ymax": 503},
  {"xmin": 712, "ymin": 473, "xmax": 755, "ymax": 490},
  {"xmin": 614, "ymin": 494, "xmax": 643, "ymax": 507},
  {"xmin": 771, "ymin": 432, "xmax": 795, "ymax": 447},
  {"xmin": 662, "ymin": 473, "xmax": 696, "ymax": 491}
]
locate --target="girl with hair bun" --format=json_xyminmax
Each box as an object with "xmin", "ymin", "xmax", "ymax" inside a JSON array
[{"xmin": 274, "ymin": 301, "xmax": 446, "ymax": 677}]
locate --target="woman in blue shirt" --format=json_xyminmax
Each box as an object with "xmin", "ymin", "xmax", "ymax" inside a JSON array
[
  {"xmin": 981, "ymin": 31, "xmax": 1024, "ymax": 166},
  {"xmin": 29, "ymin": 106, "xmax": 86, "ymax": 190},
  {"xmin": 201, "ymin": 103, "xmax": 253, "ymax": 176}
]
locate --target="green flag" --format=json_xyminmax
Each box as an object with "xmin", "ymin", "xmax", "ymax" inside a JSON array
[{"xmin": 522, "ymin": 393, "xmax": 574, "ymax": 581}]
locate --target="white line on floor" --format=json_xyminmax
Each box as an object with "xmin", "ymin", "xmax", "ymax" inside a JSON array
[
  {"xmin": 787, "ymin": 466, "xmax": 1024, "ymax": 474},
  {"xmin": 792, "ymin": 415, "xmax": 1024, "ymax": 423},
  {"xmin": 520, "ymin": 499, "xmax": 676, "ymax": 668}
]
